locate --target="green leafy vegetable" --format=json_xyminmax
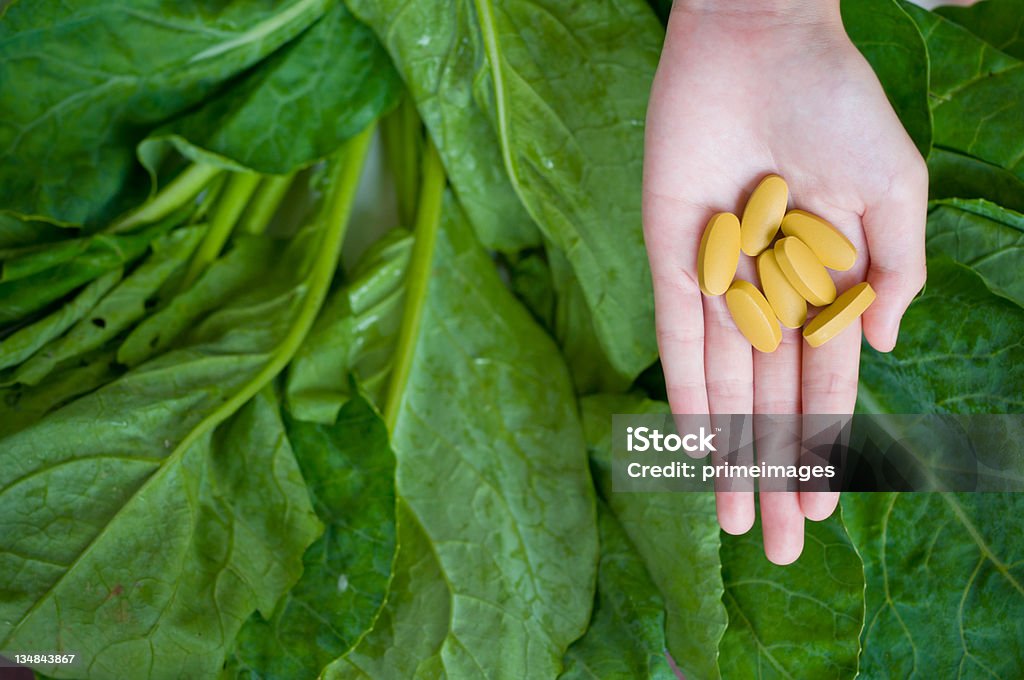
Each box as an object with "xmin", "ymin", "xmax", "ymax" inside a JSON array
[
  {"xmin": 927, "ymin": 147, "xmax": 1024, "ymax": 213},
  {"xmin": 225, "ymin": 393, "xmax": 396, "ymax": 679},
  {"xmin": 287, "ymin": 229, "xmax": 413, "ymax": 422},
  {"xmin": 859, "ymin": 258, "xmax": 1024, "ymax": 414},
  {"xmin": 582, "ymin": 393, "xmax": 727, "ymax": 680},
  {"xmin": 719, "ymin": 514, "xmax": 865, "ymax": 679},
  {"xmin": 904, "ymin": 2, "xmax": 1024, "ymax": 183},
  {"xmin": 345, "ymin": 0, "xmax": 540, "ymax": 253},
  {"xmin": 0, "ymin": 0, "xmax": 332, "ymax": 225},
  {"xmin": 139, "ymin": 2, "xmax": 401, "ymax": 176},
  {"xmin": 332, "ymin": 196, "xmax": 598, "ymax": 678},
  {"xmin": 1, "ymin": 2, "xmax": 1023, "ymax": 678},
  {"xmin": 0, "ymin": 389, "xmax": 321, "ymax": 679},
  {"xmin": 843, "ymin": 0, "xmax": 932, "ymax": 157},
  {"xmin": 0, "ymin": 269, "xmax": 121, "ymax": 372},
  {"xmin": 926, "ymin": 198, "xmax": 1024, "ymax": 309},
  {"xmin": 0, "ymin": 221, "xmax": 174, "ymax": 325},
  {"xmin": 559, "ymin": 502, "xmax": 675, "ymax": 680},
  {"xmin": 936, "ymin": 0, "xmax": 1024, "ymax": 60},
  {"xmin": 12, "ymin": 225, "xmax": 206, "ymax": 386},
  {"xmin": 349, "ymin": 0, "xmax": 663, "ymax": 379},
  {"xmin": 843, "ymin": 493, "xmax": 1024, "ymax": 679}
]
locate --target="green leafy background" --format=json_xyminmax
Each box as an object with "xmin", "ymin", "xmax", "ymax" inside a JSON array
[{"xmin": 1, "ymin": 0, "xmax": 1022, "ymax": 678}]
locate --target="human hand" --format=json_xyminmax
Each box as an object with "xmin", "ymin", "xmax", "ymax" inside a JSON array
[{"xmin": 642, "ymin": 0, "xmax": 928, "ymax": 564}]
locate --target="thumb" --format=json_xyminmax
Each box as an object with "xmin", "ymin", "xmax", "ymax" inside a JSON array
[{"xmin": 861, "ymin": 164, "xmax": 928, "ymax": 352}]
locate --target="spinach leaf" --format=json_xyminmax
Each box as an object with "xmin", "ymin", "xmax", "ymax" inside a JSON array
[
  {"xmin": 0, "ymin": 269, "xmax": 121, "ymax": 372},
  {"xmin": 349, "ymin": 0, "xmax": 663, "ymax": 379},
  {"xmin": 0, "ymin": 0, "xmax": 331, "ymax": 226},
  {"xmin": 904, "ymin": 2, "xmax": 1024, "ymax": 183},
  {"xmin": 843, "ymin": 493, "xmax": 1024, "ymax": 679},
  {"xmin": 927, "ymin": 147, "xmax": 1024, "ymax": 213},
  {"xmin": 936, "ymin": 0, "xmax": 1024, "ymax": 60},
  {"xmin": 0, "ymin": 222, "xmax": 173, "ymax": 326},
  {"xmin": 345, "ymin": 0, "xmax": 540, "ymax": 253},
  {"xmin": 926, "ymin": 199, "xmax": 1024, "ymax": 309},
  {"xmin": 859, "ymin": 258, "xmax": 1024, "ymax": 413},
  {"xmin": 116, "ymin": 237, "xmax": 278, "ymax": 368},
  {"xmin": 287, "ymin": 229, "xmax": 413, "ymax": 423},
  {"xmin": 225, "ymin": 393, "xmax": 396, "ymax": 679},
  {"xmin": 843, "ymin": 0, "xmax": 932, "ymax": 157},
  {"xmin": 139, "ymin": 2, "xmax": 400, "ymax": 176},
  {"xmin": 0, "ymin": 215, "xmax": 70, "ymax": 252},
  {"xmin": 582, "ymin": 393, "xmax": 727, "ymax": 680},
  {"xmin": 511, "ymin": 247, "xmax": 635, "ymax": 394},
  {"xmin": 328, "ymin": 197, "xmax": 598, "ymax": 678},
  {"xmin": 560, "ymin": 501, "xmax": 676, "ymax": 680},
  {"xmin": 719, "ymin": 514, "xmax": 865, "ymax": 679},
  {"xmin": 0, "ymin": 389, "xmax": 321, "ymax": 680},
  {"xmin": 0, "ymin": 137, "xmax": 369, "ymax": 678},
  {"xmin": 12, "ymin": 225, "xmax": 206, "ymax": 386},
  {"xmin": 323, "ymin": 501, "xmax": 450, "ymax": 679}
]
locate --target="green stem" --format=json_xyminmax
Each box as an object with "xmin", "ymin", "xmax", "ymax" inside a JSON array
[
  {"xmin": 383, "ymin": 141, "xmax": 445, "ymax": 430},
  {"xmin": 181, "ymin": 171, "xmax": 261, "ymax": 288},
  {"xmin": 383, "ymin": 95, "xmax": 423, "ymax": 227},
  {"xmin": 112, "ymin": 163, "xmax": 221, "ymax": 232},
  {"xmin": 191, "ymin": 173, "xmax": 227, "ymax": 223},
  {"xmin": 238, "ymin": 172, "xmax": 296, "ymax": 236},
  {"xmin": 171, "ymin": 123, "xmax": 375, "ymax": 457}
]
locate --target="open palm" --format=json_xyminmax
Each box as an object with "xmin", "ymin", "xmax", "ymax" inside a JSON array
[{"xmin": 642, "ymin": 5, "xmax": 928, "ymax": 564}]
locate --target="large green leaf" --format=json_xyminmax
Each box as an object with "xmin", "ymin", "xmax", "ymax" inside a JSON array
[
  {"xmin": 139, "ymin": 2, "xmax": 400, "ymax": 175},
  {"xmin": 0, "ymin": 145, "xmax": 361, "ymax": 677},
  {"xmin": 936, "ymin": 0, "xmax": 1024, "ymax": 60},
  {"xmin": 560, "ymin": 502, "xmax": 675, "ymax": 680},
  {"xmin": 904, "ymin": 2, "xmax": 1024, "ymax": 183},
  {"xmin": 348, "ymin": 0, "xmax": 663, "ymax": 379},
  {"xmin": 0, "ymin": 0, "xmax": 331, "ymax": 225},
  {"xmin": 287, "ymin": 229, "xmax": 413, "ymax": 423},
  {"xmin": 859, "ymin": 258, "xmax": 1024, "ymax": 413},
  {"xmin": 225, "ymin": 393, "xmax": 396, "ymax": 679},
  {"xmin": 926, "ymin": 199, "xmax": 1024, "ymax": 309},
  {"xmin": 327, "ymin": 198, "xmax": 598, "ymax": 678},
  {"xmin": 582, "ymin": 393, "xmax": 727, "ymax": 680},
  {"xmin": 719, "ymin": 515, "xmax": 865, "ymax": 679},
  {"xmin": 0, "ymin": 389, "xmax": 321, "ymax": 680},
  {"xmin": 345, "ymin": 0, "xmax": 540, "ymax": 253},
  {"xmin": 843, "ymin": 493, "xmax": 1024, "ymax": 679},
  {"xmin": 843, "ymin": 0, "xmax": 932, "ymax": 157}
]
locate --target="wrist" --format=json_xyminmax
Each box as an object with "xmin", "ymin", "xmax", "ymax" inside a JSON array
[{"xmin": 671, "ymin": 0, "xmax": 843, "ymax": 32}]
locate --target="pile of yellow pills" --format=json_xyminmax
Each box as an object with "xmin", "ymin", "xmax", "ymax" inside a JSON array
[{"xmin": 696, "ymin": 174, "xmax": 875, "ymax": 351}]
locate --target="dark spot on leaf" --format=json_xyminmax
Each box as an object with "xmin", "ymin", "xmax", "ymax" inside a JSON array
[
  {"xmin": 144, "ymin": 297, "xmax": 158, "ymax": 309},
  {"xmin": 92, "ymin": 317, "xmax": 107, "ymax": 328}
]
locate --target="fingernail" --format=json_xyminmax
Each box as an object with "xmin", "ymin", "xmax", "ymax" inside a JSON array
[{"xmin": 889, "ymin": 319, "xmax": 901, "ymax": 350}]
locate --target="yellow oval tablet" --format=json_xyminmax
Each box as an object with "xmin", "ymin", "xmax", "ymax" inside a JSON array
[
  {"xmin": 725, "ymin": 280, "xmax": 782, "ymax": 353},
  {"xmin": 774, "ymin": 237, "xmax": 837, "ymax": 306},
  {"xmin": 741, "ymin": 174, "xmax": 788, "ymax": 256},
  {"xmin": 757, "ymin": 250, "xmax": 807, "ymax": 329},
  {"xmin": 780, "ymin": 210, "xmax": 857, "ymax": 271},
  {"xmin": 697, "ymin": 212, "xmax": 741, "ymax": 295},
  {"xmin": 803, "ymin": 282, "xmax": 876, "ymax": 348}
]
